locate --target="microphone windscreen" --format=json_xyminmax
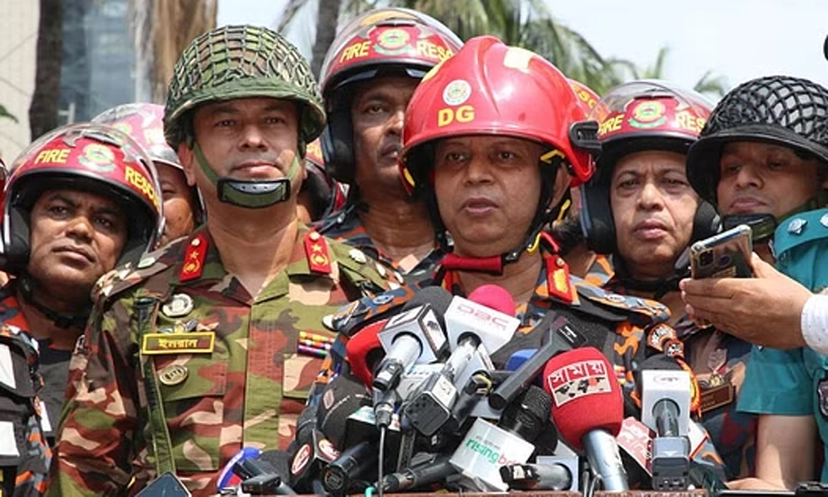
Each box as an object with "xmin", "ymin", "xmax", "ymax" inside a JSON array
[
  {"xmin": 345, "ymin": 319, "xmax": 387, "ymax": 386},
  {"xmin": 543, "ymin": 347, "xmax": 623, "ymax": 450},
  {"xmin": 316, "ymin": 375, "xmax": 371, "ymax": 447},
  {"xmin": 468, "ymin": 284, "xmax": 516, "ymax": 316}
]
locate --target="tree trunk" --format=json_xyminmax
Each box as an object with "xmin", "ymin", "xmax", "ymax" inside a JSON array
[
  {"xmin": 311, "ymin": 0, "xmax": 342, "ymax": 78},
  {"xmin": 29, "ymin": 0, "xmax": 63, "ymax": 140},
  {"xmin": 149, "ymin": 0, "xmax": 218, "ymax": 103}
]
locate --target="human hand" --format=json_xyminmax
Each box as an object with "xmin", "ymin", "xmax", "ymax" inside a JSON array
[{"xmin": 680, "ymin": 253, "xmax": 811, "ymax": 349}]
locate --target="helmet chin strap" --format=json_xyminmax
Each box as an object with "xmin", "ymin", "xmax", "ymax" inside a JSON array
[
  {"xmin": 192, "ymin": 142, "xmax": 302, "ymax": 209},
  {"xmin": 18, "ymin": 276, "xmax": 89, "ymax": 330},
  {"xmin": 439, "ymin": 226, "xmax": 546, "ymax": 275}
]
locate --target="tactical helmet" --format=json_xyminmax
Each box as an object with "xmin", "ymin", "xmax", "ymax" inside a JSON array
[
  {"xmin": 164, "ymin": 25, "xmax": 325, "ymax": 153},
  {"xmin": 399, "ymin": 36, "xmax": 593, "ymax": 263},
  {"xmin": 579, "ymin": 81, "xmax": 718, "ymax": 254},
  {"xmin": 319, "ymin": 8, "xmax": 462, "ymax": 184},
  {"xmin": 2, "ymin": 123, "xmax": 164, "ymax": 272},
  {"xmin": 686, "ymin": 75, "xmax": 828, "ymax": 206}
]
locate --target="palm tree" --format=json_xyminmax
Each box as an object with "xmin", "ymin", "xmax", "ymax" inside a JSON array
[
  {"xmin": 133, "ymin": 0, "xmax": 218, "ymax": 103},
  {"xmin": 30, "ymin": 0, "xmax": 63, "ymax": 140},
  {"xmin": 622, "ymin": 47, "xmax": 728, "ymax": 99},
  {"xmin": 278, "ymin": 0, "xmax": 627, "ymax": 92},
  {"xmin": 278, "ymin": 0, "xmax": 729, "ymax": 98}
]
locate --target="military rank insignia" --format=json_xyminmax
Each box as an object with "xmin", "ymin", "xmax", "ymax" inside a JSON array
[{"xmin": 304, "ymin": 231, "xmax": 332, "ymax": 274}]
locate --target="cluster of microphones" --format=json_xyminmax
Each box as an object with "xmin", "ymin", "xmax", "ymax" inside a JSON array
[{"xmin": 142, "ymin": 285, "xmax": 721, "ymax": 496}]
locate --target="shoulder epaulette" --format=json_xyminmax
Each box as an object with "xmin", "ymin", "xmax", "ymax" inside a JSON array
[
  {"xmin": 92, "ymin": 239, "xmax": 184, "ymax": 307},
  {"xmin": 327, "ymin": 285, "xmax": 419, "ymax": 336},
  {"xmin": 572, "ymin": 276, "xmax": 670, "ymax": 324}
]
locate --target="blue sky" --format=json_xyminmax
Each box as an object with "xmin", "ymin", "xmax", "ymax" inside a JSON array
[{"xmin": 217, "ymin": 0, "xmax": 828, "ymax": 95}]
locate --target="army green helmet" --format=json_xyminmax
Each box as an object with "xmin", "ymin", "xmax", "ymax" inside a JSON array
[{"xmin": 164, "ymin": 25, "xmax": 326, "ymax": 151}]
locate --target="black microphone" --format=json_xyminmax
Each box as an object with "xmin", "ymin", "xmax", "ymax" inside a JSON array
[
  {"xmin": 234, "ymin": 450, "xmax": 297, "ymax": 495},
  {"xmin": 322, "ymin": 440, "xmax": 378, "ymax": 495},
  {"xmin": 373, "ymin": 287, "xmax": 452, "ymax": 392},
  {"xmin": 489, "ymin": 313, "xmax": 586, "ymax": 409},
  {"xmin": 316, "ymin": 374, "xmax": 372, "ymax": 448},
  {"xmin": 288, "ymin": 428, "xmax": 340, "ymax": 493},
  {"xmin": 824, "ymin": 32, "xmax": 828, "ymax": 61},
  {"xmin": 500, "ymin": 462, "xmax": 573, "ymax": 491},
  {"xmin": 378, "ymin": 453, "xmax": 456, "ymax": 492}
]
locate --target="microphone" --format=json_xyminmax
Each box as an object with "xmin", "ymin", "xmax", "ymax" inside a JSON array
[
  {"xmin": 288, "ymin": 428, "xmax": 340, "ymax": 493},
  {"xmin": 345, "ymin": 318, "xmax": 388, "ymax": 387},
  {"xmin": 232, "ymin": 450, "xmax": 298, "ymax": 495},
  {"xmin": 489, "ymin": 313, "xmax": 586, "ymax": 409},
  {"xmin": 316, "ymin": 374, "xmax": 372, "ymax": 448},
  {"xmin": 378, "ymin": 453, "xmax": 456, "ymax": 492},
  {"xmin": 373, "ymin": 287, "xmax": 452, "ymax": 392},
  {"xmin": 545, "ymin": 347, "xmax": 629, "ymax": 491},
  {"xmin": 447, "ymin": 386, "xmax": 552, "ymax": 492},
  {"xmin": 639, "ymin": 356, "xmax": 693, "ymax": 491},
  {"xmin": 500, "ymin": 462, "xmax": 573, "ymax": 491},
  {"xmin": 322, "ymin": 440, "xmax": 378, "ymax": 495},
  {"xmin": 404, "ymin": 288, "xmax": 519, "ymax": 436},
  {"xmin": 444, "ymin": 289, "xmax": 519, "ymax": 354}
]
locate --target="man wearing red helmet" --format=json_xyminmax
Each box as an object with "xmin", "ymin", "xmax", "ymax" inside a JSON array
[
  {"xmin": 304, "ymin": 37, "xmax": 706, "ymax": 490},
  {"xmin": 92, "ymin": 103, "xmax": 204, "ymax": 246},
  {"xmin": 314, "ymin": 8, "xmax": 463, "ymax": 287},
  {"xmin": 0, "ymin": 123, "xmax": 163, "ymax": 497},
  {"xmin": 578, "ymin": 81, "xmax": 753, "ymax": 480}
]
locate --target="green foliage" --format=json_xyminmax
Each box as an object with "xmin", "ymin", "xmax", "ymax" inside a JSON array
[{"xmin": 0, "ymin": 104, "xmax": 18, "ymax": 123}]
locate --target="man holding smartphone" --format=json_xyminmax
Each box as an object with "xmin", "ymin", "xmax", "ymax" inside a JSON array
[{"xmin": 682, "ymin": 75, "xmax": 828, "ymax": 489}]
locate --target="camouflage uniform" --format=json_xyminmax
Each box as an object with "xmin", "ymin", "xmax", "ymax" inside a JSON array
[
  {"xmin": 0, "ymin": 283, "xmax": 50, "ymax": 497},
  {"xmin": 313, "ymin": 207, "xmax": 446, "ymax": 288},
  {"xmin": 50, "ymin": 226, "xmax": 389, "ymax": 497},
  {"xmin": 586, "ymin": 258, "xmax": 756, "ymax": 479}
]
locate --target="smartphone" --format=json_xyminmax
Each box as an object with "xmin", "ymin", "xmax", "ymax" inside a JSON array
[
  {"xmin": 135, "ymin": 472, "xmax": 191, "ymax": 497},
  {"xmin": 690, "ymin": 224, "xmax": 754, "ymax": 280}
]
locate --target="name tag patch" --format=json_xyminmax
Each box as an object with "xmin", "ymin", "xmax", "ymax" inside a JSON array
[{"xmin": 141, "ymin": 331, "xmax": 215, "ymax": 355}]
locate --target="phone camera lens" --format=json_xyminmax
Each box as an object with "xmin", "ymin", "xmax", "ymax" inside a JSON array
[{"xmin": 700, "ymin": 251, "xmax": 714, "ymax": 266}]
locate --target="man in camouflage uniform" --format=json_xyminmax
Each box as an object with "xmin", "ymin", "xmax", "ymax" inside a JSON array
[
  {"xmin": 0, "ymin": 123, "xmax": 163, "ymax": 497},
  {"xmin": 578, "ymin": 81, "xmax": 755, "ymax": 479},
  {"xmin": 306, "ymin": 37, "xmax": 722, "ymax": 489},
  {"xmin": 50, "ymin": 26, "xmax": 389, "ymax": 497},
  {"xmin": 313, "ymin": 8, "xmax": 463, "ymax": 287}
]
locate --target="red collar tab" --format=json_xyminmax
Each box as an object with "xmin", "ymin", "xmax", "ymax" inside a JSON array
[
  {"xmin": 304, "ymin": 230, "xmax": 332, "ymax": 275},
  {"xmin": 180, "ymin": 234, "xmax": 208, "ymax": 282},
  {"xmin": 440, "ymin": 253, "xmax": 504, "ymax": 274},
  {"xmin": 545, "ymin": 254, "xmax": 574, "ymax": 305}
]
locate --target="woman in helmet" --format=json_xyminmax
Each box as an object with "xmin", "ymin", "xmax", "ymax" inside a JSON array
[
  {"xmin": 314, "ymin": 8, "xmax": 463, "ymax": 286},
  {"xmin": 92, "ymin": 103, "xmax": 203, "ymax": 245},
  {"xmin": 682, "ymin": 75, "xmax": 828, "ymax": 489},
  {"xmin": 0, "ymin": 123, "xmax": 162, "ymax": 496},
  {"xmin": 578, "ymin": 81, "xmax": 754, "ymax": 480}
]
